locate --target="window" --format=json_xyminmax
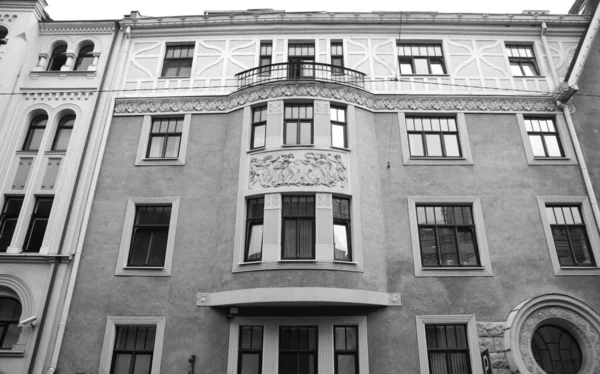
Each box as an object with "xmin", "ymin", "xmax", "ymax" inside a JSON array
[
  {"xmin": 524, "ymin": 117, "xmax": 564, "ymax": 158},
  {"xmin": 0, "ymin": 197, "xmax": 24, "ymax": 253},
  {"xmin": 506, "ymin": 44, "xmax": 540, "ymax": 76},
  {"xmin": 0, "ymin": 297, "xmax": 21, "ymax": 349},
  {"xmin": 22, "ymin": 115, "xmax": 48, "ymax": 151},
  {"xmin": 545, "ymin": 205, "xmax": 595, "ymax": 267},
  {"xmin": 406, "ymin": 116, "xmax": 461, "ymax": 158},
  {"xmin": 282, "ymin": 196, "xmax": 315, "ymax": 260},
  {"xmin": 23, "ymin": 197, "xmax": 53, "ymax": 252},
  {"xmin": 245, "ymin": 197, "xmax": 264, "ymax": 262},
  {"xmin": 0, "ymin": 27, "xmax": 7, "ymax": 46},
  {"xmin": 398, "ymin": 43, "xmax": 446, "ymax": 75},
  {"xmin": 279, "ymin": 326, "xmax": 318, "ymax": 374},
  {"xmin": 259, "ymin": 42, "xmax": 272, "ymax": 74},
  {"xmin": 334, "ymin": 326, "xmax": 358, "ymax": 374},
  {"xmin": 284, "ymin": 104, "xmax": 313, "ymax": 145},
  {"xmin": 51, "ymin": 115, "xmax": 75, "ymax": 151},
  {"xmin": 333, "ymin": 197, "xmax": 351, "ymax": 261},
  {"xmin": 251, "ymin": 106, "xmax": 267, "ymax": 150},
  {"xmin": 238, "ymin": 326, "xmax": 263, "ymax": 374},
  {"xmin": 74, "ymin": 44, "xmax": 94, "ymax": 71},
  {"xmin": 330, "ymin": 106, "xmax": 347, "ymax": 149},
  {"xmin": 161, "ymin": 44, "xmax": 194, "ymax": 78},
  {"xmin": 532, "ymin": 325, "xmax": 582, "ymax": 374},
  {"xmin": 128, "ymin": 205, "xmax": 171, "ymax": 267},
  {"xmin": 288, "ymin": 43, "xmax": 315, "ymax": 79},
  {"xmin": 146, "ymin": 118, "xmax": 183, "ymax": 159},
  {"xmin": 47, "ymin": 44, "xmax": 67, "ymax": 71},
  {"xmin": 331, "ymin": 42, "xmax": 344, "ymax": 75}
]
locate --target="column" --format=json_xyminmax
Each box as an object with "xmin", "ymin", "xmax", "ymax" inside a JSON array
[
  {"xmin": 262, "ymin": 193, "xmax": 281, "ymax": 262},
  {"xmin": 33, "ymin": 53, "xmax": 49, "ymax": 71},
  {"xmin": 315, "ymin": 192, "xmax": 334, "ymax": 262},
  {"xmin": 266, "ymin": 100, "xmax": 283, "ymax": 149},
  {"xmin": 313, "ymin": 100, "xmax": 330, "ymax": 147}
]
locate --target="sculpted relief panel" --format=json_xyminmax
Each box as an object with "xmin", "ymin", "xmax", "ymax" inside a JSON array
[{"xmin": 249, "ymin": 152, "xmax": 347, "ymax": 189}]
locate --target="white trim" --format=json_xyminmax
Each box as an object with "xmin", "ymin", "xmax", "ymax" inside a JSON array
[
  {"xmin": 415, "ymin": 315, "xmax": 483, "ymax": 374},
  {"xmin": 407, "ymin": 196, "xmax": 493, "ymax": 277},
  {"xmin": 98, "ymin": 316, "xmax": 166, "ymax": 374},
  {"xmin": 516, "ymin": 113, "xmax": 577, "ymax": 165},
  {"xmin": 135, "ymin": 114, "xmax": 191, "ymax": 166},
  {"xmin": 115, "ymin": 196, "xmax": 180, "ymax": 276},
  {"xmin": 536, "ymin": 196, "xmax": 600, "ymax": 275}
]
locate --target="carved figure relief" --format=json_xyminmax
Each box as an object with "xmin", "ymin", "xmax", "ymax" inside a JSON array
[{"xmin": 249, "ymin": 152, "xmax": 347, "ymax": 189}]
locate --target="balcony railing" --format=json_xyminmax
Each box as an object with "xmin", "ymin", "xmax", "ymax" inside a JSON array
[{"xmin": 236, "ymin": 62, "xmax": 366, "ymax": 90}]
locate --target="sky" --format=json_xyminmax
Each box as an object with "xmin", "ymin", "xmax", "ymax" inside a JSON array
[{"xmin": 47, "ymin": 0, "xmax": 572, "ymax": 21}]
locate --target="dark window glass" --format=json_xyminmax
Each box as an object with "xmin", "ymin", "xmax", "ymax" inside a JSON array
[
  {"xmin": 407, "ymin": 117, "xmax": 461, "ymax": 158},
  {"xmin": 251, "ymin": 107, "xmax": 267, "ymax": 150},
  {"xmin": 0, "ymin": 27, "xmax": 7, "ymax": 46},
  {"xmin": 426, "ymin": 324, "xmax": 471, "ymax": 374},
  {"xmin": 333, "ymin": 197, "xmax": 351, "ymax": 261},
  {"xmin": 74, "ymin": 45, "xmax": 94, "ymax": 71},
  {"xmin": 506, "ymin": 44, "xmax": 540, "ymax": 76},
  {"xmin": 245, "ymin": 198, "xmax": 264, "ymax": 262},
  {"xmin": 331, "ymin": 42, "xmax": 344, "ymax": 75},
  {"xmin": 0, "ymin": 197, "xmax": 24, "ymax": 252},
  {"xmin": 161, "ymin": 44, "xmax": 195, "ymax": 78},
  {"xmin": 398, "ymin": 43, "xmax": 446, "ymax": 75},
  {"xmin": 279, "ymin": 326, "xmax": 318, "ymax": 374},
  {"xmin": 546, "ymin": 205, "xmax": 595, "ymax": 266},
  {"xmin": 417, "ymin": 205, "xmax": 479, "ymax": 267},
  {"xmin": 52, "ymin": 115, "xmax": 75, "ymax": 151},
  {"xmin": 111, "ymin": 325, "xmax": 156, "ymax": 374},
  {"xmin": 284, "ymin": 104, "xmax": 313, "ymax": 145},
  {"xmin": 532, "ymin": 325, "xmax": 582, "ymax": 374},
  {"xmin": 282, "ymin": 196, "xmax": 315, "ymax": 259},
  {"xmin": 331, "ymin": 106, "xmax": 347, "ymax": 148},
  {"xmin": 47, "ymin": 45, "xmax": 67, "ymax": 71},
  {"xmin": 23, "ymin": 197, "xmax": 53, "ymax": 252},
  {"xmin": 334, "ymin": 326, "xmax": 358, "ymax": 374},
  {"xmin": 128, "ymin": 205, "xmax": 171, "ymax": 267},
  {"xmin": 238, "ymin": 326, "xmax": 263, "ymax": 374},
  {"xmin": 524, "ymin": 117, "xmax": 564, "ymax": 158},
  {"xmin": 259, "ymin": 42, "xmax": 272, "ymax": 75},
  {"xmin": 22, "ymin": 115, "xmax": 48, "ymax": 151},
  {"xmin": 0, "ymin": 297, "xmax": 21, "ymax": 349},
  {"xmin": 146, "ymin": 118, "xmax": 183, "ymax": 159},
  {"xmin": 288, "ymin": 43, "xmax": 315, "ymax": 79}
]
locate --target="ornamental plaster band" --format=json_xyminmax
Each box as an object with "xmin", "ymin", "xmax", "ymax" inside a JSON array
[{"xmin": 113, "ymin": 82, "xmax": 560, "ymax": 115}]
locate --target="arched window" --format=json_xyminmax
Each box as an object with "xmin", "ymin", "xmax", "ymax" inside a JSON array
[
  {"xmin": 532, "ymin": 325, "xmax": 582, "ymax": 374},
  {"xmin": 52, "ymin": 114, "xmax": 75, "ymax": 151},
  {"xmin": 0, "ymin": 296, "xmax": 22, "ymax": 349},
  {"xmin": 74, "ymin": 44, "xmax": 94, "ymax": 71},
  {"xmin": 47, "ymin": 44, "xmax": 67, "ymax": 71},
  {"xmin": 22, "ymin": 115, "xmax": 48, "ymax": 151},
  {"xmin": 0, "ymin": 27, "xmax": 7, "ymax": 46}
]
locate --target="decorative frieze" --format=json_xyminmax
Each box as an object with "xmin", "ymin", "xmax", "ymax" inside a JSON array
[{"xmin": 24, "ymin": 91, "xmax": 94, "ymax": 101}]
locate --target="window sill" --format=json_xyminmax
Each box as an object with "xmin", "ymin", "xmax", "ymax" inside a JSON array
[
  {"xmin": 158, "ymin": 76, "xmax": 191, "ymax": 79},
  {"xmin": 279, "ymin": 259, "xmax": 317, "ymax": 263},
  {"xmin": 116, "ymin": 266, "xmax": 170, "ymax": 277},
  {"xmin": 554, "ymin": 266, "xmax": 600, "ymax": 276},
  {"xmin": 0, "ymin": 349, "xmax": 25, "ymax": 357},
  {"xmin": 135, "ymin": 158, "xmax": 185, "ymax": 166},
  {"xmin": 29, "ymin": 70, "xmax": 97, "ymax": 79},
  {"xmin": 527, "ymin": 157, "xmax": 577, "ymax": 166},
  {"xmin": 16, "ymin": 150, "xmax": 39, "ymax": 155},
  {"xmin": 331, "ymin": 146, "xmax": 350, "ymax": 152},
  {"xmin": 512, "ymin": 75, "xmax": 545, "ymax": 78},
  {"xmin": 405, "ymin": 157, "xmax": 473, "ymax": 166},
  {"xmin": 247, "ymin": 147, "xmax": 266, "ymax": 154},
  {"xmin": 281, "ymin": 144, "xmax": 315, "ymax": 148},
  {"xmin": 333, "ymin": 260, "xmax": 358, "ymax": 265},
  {"xmin": 233, "ymin": 260, "xmax": 363, "ymax": 273},
  {"xmin": 400, "ymin": 74, "xmax": 450, "ymax": 77},
  {"xmin": 416, "ymin": 266, "xmax": 492, "ymax": 277},
  {"xmin": 45, "ymin": 150, "xmax": 67, "ymax": 155}
]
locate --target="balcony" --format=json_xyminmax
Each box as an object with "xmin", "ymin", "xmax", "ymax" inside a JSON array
[{"xmin": 236, "ymin": 62, "xmax": 366, "ymax": 91}]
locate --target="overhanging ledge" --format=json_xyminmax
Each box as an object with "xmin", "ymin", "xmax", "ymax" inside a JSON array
[{"xmin": 197, "ymin": 287, "xmax": 401, "ymax": 307}]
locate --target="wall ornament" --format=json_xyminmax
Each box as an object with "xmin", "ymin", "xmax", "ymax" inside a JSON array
[
  {"xmin": 24, "ymin": 91, "xmax": 94, "ymax": 101},
  {"xmin": 264, "ymin": 193, "xmax": 281, "ymax": 210},
  {"xmin": 316, "ymin": 193, "xmax": 332, "ymax": 209}
]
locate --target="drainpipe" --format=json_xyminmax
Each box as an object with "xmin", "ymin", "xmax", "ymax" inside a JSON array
[{"xmin": 540, "ymin": 22, "xmax": 560, "ymax": 89}]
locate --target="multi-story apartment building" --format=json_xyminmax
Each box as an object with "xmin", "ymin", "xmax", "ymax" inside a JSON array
[{"xmin": 2, "ymin": 2, "xmax": 600, "ymax": 374}]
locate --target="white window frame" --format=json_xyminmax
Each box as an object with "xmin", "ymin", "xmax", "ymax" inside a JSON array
[
  {"xmin": 536, "ymin": 196, "xmax": 600, "ymax": 276},
  {"xmin": 135, "ymin": 114, "xmax": 191, "ymax": 166},
  {"xmin": 115, "ymin": 197, "xmax": 180, "ymax": 276},
  {"xmin": 98, "ymin": 316, "xmax": 166, "ymax": 374},
  {"xmin": 415, "ymin": 315, "xmax": 483, "ymax": 374},
  {"xmin": 227, "ymin": 316, "xmax": 369, "ymax": 374},
  {"xmin": 398, "ymin": 112, "xmax": 474, "ymax": 166},
  {"xmin": 407, "ymin": 196, "xmax": 493, "ymax": 277},
  {"xmin": 516, "ymin": 113, "xmax": 577, "ymax": 165}
]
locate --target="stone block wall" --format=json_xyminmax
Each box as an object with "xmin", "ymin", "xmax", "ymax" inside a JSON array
[{"xmin": 478, "ymin": 322, "xmax": 512, "ymax": 374}]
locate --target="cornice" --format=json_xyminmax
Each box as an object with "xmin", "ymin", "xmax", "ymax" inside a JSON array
[
  {"xmin": 39, "ymin": 21, "xmax": 116, "ymax": 35},
  {"xmin": 114, "ymin": 82, "xmax": 559, "ymax": 115}
]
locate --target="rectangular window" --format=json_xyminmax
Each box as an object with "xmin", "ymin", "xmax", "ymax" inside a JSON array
[
  {"xmin": 331, "ymin": 42, "xmax": 344, "ymax": 75},
  {"xmin": 416, "ymin": 205, "xmax": 480, "ymax": 267},
  {"xmin": 331, "ymin": 106, "xmax": 347, "ymax": 149},
  {"xmin": 425, "ymin": 324, "xmax": 471, "ymax": 374},
  {"xmin": 284, "ymin": 104, "xmax": 313, "ymax": 145},
  {"xmin": 161, "ymin": 44, "xmax": 194, "ymax": 78},
  {"xmin": 259, "ymin": 42, "xmax": 272, "ymax": 75},
  {"xmin": 238, "ymin": 326, "xmax": 263, "ymax": 374},
  {"xmin": 282, "ymin": 196, "xmax": 315, "ymax": 259},
  {"xmin": 398, "ymin": 43, "xmax": 446, "ymax": 75},
  {"xmin": 546, "ymin": 205, "xmax": 595, "ymax": 266},
  {"xmin": 0, "ymin": 197, "xmax": 24, "ymax": 252},
  {"xmin": 23, "ymin": 197, "xmax": 53, "ymax": 252},
  {"xmin": 128, "ymin": 205, "xmax": 172, "ymax": 267},
  {"xmin": 333, "ymin": 197, "xmax": 352, "ymax": 262},
  {"xmin": 334, "ymin": 326, "xmax": 358, "ymax": 374},
  {"xmin": 146, "ymin": 118, "xmax": 183, "ymax": 159},
  {"xmin": 111, "ymin": 325, "xmax": 156, "ymax": 374},
  {"xmin": 251, "ymin": 107, "xmax": 267, "ymax": 150},
  {"xmin": 288, "ymin": 43, "xmax": 315, "ymax": 79},
  {"xmin": 407, "ymin": 116, "xmax": 461, "ymax": 158},
  {"xmin": 279, "ymin": 326, "xmax": 318, "ymax": 374},
  {"xmin": 524, "ymin": 117, "xmax": 564, "ymax": 158},
  {"xmin": 245, "ymin": 198, "xmax": 264, "ymax": 262},
  {"xmin": 506, "ymin": 44, "xmax": 540, "ymax": 76}
]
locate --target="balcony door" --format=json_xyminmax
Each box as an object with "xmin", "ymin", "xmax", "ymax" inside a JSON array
[{"xmin": 288, "ymin": 42, "xmax": 315, "ymax": 79}]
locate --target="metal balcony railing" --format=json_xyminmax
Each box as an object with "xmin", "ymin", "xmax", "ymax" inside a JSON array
[{"xmin": 235, "ymin": 62, "xmax": 366, "ymax": 90}]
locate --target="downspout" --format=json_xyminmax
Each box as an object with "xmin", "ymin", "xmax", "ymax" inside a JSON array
[
  {"xmin": 45, "ymin": 21, "xmax": 121, "ymax": 374},
  {"xmin": 540, "ymin": 22, "xmax": 560, "ymax": 89}
]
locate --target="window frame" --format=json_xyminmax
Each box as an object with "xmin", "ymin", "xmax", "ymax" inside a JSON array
[
  {"xmin": 23, "ymin": 196, "xmax": 53, "ymax": 253},
  {"xmin": 250, "ymin": 106, "xmax": 267, "ymax": 150},
  {"xmin": 22, "ymin": 115, "xmax": 48, "ymax": 152},
  {"xmin": 51, "ymin": 114, "xmax": 75, "ymax": 152},
  {"xmin": 331, "ymin": 41, "xmax": 344, "ymax": 75},
  {"xmin": 259, "ymin": 41, "xmax": 273, "ymax": 75},
  {"xmin": 145, "ymin": 117, "xmax": 184, "ymax": 159},
  {"xmin": 334, "ymin": 325, "xmax": 359, "ymax": 374},
  {"xmin": 115, "ymin": 197, "xmax": 180, "ymax": 276},
  {"xmin": 237, "ymin": 325, "xmax": 264, "ymax": 374},
  {"xmin": 505, "ymin": 43, "xmax": 541, "ymax": 77},
  {"xmin": 405, "ymin": 115, "xmax": 462, "ymax": 158},
  {"xmin": 279, "ymin": 325, "xmax": 319, "ymax": 374},
  {"xmin": 330, "ymin": 106, "xmax": 347, "ymax": 149},
  {"xmin": 47, "ymin": 44, "xmax": 67, "ymax": 71},
  {"xmin": 160, "ymin": 43, "xmax": 195, "ymax": 78},
  {"xmin": 244, "ymin": 197, "xmax": 264, "ymax": 262},
  {"xmin": 397, "ymin": 41, "xmax": 447, "ymax": 76},
  {"xmin": 74, "ymin": 44, "xmax": 94, "ymax": 71},
  {"xmin": 288, "ymin": 42, "xmax": 316, "ymax": 79},
  {"xmin": 408, "ymin": 196, "xmax": 493, "ymax": 277},
  {"xmin": 0, "ymin": 297, "xmax": 21, "ymax": 350},
  {"xmin": 283, "ymin": 104, "xmax": 314, "ymax": 146},
  {"xmin": 135, "ymin": 114, "xmax": 191, "ymax": 166},
  {"xmin": 127, "ymin": 205, "xmax": 172, "ymax": 268},
  {"xmin": 0, "ymin": 196, "xmax": 24, "ymax": 253},
  {"xmin": 333, "ymin": 197, "xmax": 352, "ymax": 262},
  {"xmin": 516, "ymin": 114, "xmax": 576, "ymax": 165},
  {"xmin": 281, "ymin": 195, "xmax": 316, "ymax": 260},
  {"xmin": 545, "ymin": 205, "xmax": 595, "ymax": 267}
]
